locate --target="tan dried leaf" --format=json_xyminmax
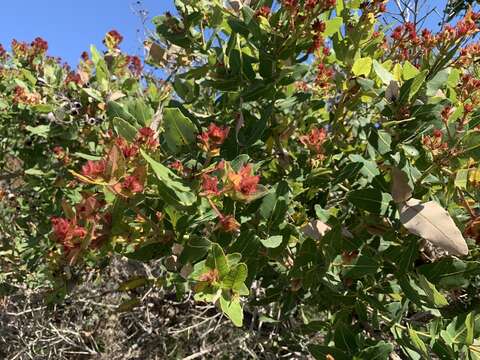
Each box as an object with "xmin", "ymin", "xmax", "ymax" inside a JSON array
[
  {"xmin": 301, "ymin": 220, "xmax": 331, "ymax": 240},
  {"xmin": 399, "ymin": 198, "xmax": 468, "ymax": 256},
  {"xmin": 391, "ymin": 167, "xmax": 412, "ymax": 204}
]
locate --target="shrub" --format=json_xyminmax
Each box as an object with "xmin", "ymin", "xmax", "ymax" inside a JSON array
[{"xmin": 2, "ymin": 0, "xmax": 480, "ymax": 358}]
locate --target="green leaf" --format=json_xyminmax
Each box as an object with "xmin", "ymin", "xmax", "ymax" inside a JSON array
[
  {"xmin": 343, "ymin": 254, "xmax": 380, "ymax": 279},
  {"xmin": 349, "ymin": 154, "xmax": 380, "ymax": 181},
  {"xmin": 207, "ymin": 243, "xmax": 229, "ymax": 278},
  {"xmin": 455, "ymin": 169, "xmax": 469, "ymax": 189},
  {"xmin": 107, "ymin": 101, "xmax": 139, "ymax": 126},
  {"xmin": 357, "ymin": 341, "xmax": 393, "ymax": 360},
  {"xmin": 260, "ymin": 235, "xmax": 283, "ymax": 248},
  {"xmin": 418, "ymin": 259, "xmax": 480, "ymax": 288},
  {"xmin": 408, "ymin": 327, "xmax": 429, "ymax": 357},
  {"xmin": 347, "ymin": 188, "xmax": 392, "ymax": 214},
  {"xmin": 308, "ymin": 345, "xmax": 350, "ymax": 360},
  {"xmin": 32, "ymin": 104, "xmax": 54, "ymax": 113},
  {"xmin": 373, "ymin": 60, "xmax": 394, "ymax": 85},
  {"xmin": 220, "ymin": 294, "xmax": 243, "ymax": 327},
  {"xmin": 417, "ymin": 274, "xmax": 448, "ymax": 307},
  {"xmin": 26, "ymin": 125, "xmax": 50, "ymax": 138},
  {"xmin": 465, "ymin": 312, "xmax": 475, "ymax": 345},
  {"xmin": 426, "ymin": 68, "xmax": 451, "ymax": 96},
  {"xmin": 113, "ymin": 117, "xmax": 139, "ymax": 142},
  {"xmin": 163, "ymin": 107, "xmax": 198, "ymax": 153},
  {"xmin": 403, "ymin": 61, "xmax": 420, "ymax": 80},
  {"xmin": 125, "ymin": 99, "xmax": 154, "ymax": 126},
  {"xmin": 352, "ymin": 57, "xmax": 372, "ymax": 77},
  {"xmin": 324, "ymin": 17, "xmax": 343, "ymax": 37},
  {"xmin": 408, "ymin": 70, "xmax": 428, "ymax": 101},
  {"xmin": 222, "ymin": 263, "xmax": 248, "ymax": 293},
  {"xmin": 141, "ymin": 149, "xmax": 196, "ymax": 206},
  {"xmin": 371, "ymin": 129, "xmax": 392, "ymax": 155},
  {"xmin": 125, "ymin": 242, "xmax": 170, "ymax": 261},
  {"xmin": 82, "ymin": 88, "xmax": 103, "ymax": 102}
]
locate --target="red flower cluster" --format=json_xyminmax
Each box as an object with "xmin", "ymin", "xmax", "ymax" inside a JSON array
[
  {"xmin": 81, "ymin": 159, "xmax": 107, "ymax": 179},
  {"xmin": 51, "ymin": 217, "xmax": 87, "ymax": 250},
  {"xmin": 198, "ymin": 123, "xmax": 230, "ymax": 155},
  {"xmin": 227, "ymin": 164, "xmax": 260, "ymax": 196},
  {"xmin": 299, "ymin": 127, "xmax": 328, "ymax": 154},
  {"xmin": 122, "ymin": 175, "xmax": 144, "ymax": 193}
]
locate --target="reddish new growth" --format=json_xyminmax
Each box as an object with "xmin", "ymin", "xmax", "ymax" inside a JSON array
[
  {"xmin": 441, "ymin": 106, "xmax": 453, "ymax": 123},
  {"xmin": 12, "ymin": 86, "xmax": 41, "ymax": 105},
  {"xmin": 115, "ymin": 137, "xmax": 139, "ymax": 159},
  {"xmin": 315, "ymin": 63, "xmax": 334, "ymax": 89},
  {"xmin": 458, "ymin": 42, "xmax": 480, "ymax": 67},
  {"xmin": 389, "ymin": 10, "xmax": 480, "ymax": 62},
  {"xmin": 122, "ymin": 175, "xmax": 144, "ymax": 193},
  {"xmin": 137, "ymin": 127, "xmax": 159, "ymax": 149},
  {"xmin": 127, "ymin": 55, "xmax": 143, "ymax": 76},
  {"xmin": 81, "ymin": 51, "xmax": 90, "ymax": 62},
  {"xmin": 304, "ymin": 0, "xmax": 336, "ymax": 10},
  {"xmin": 65, "ymin": 71, "xmax": 82, "ymax": 85},
  {"xmin": 228, "ymin": 164, "xmax": 260, "ymax": 196},
  {"xmin": 201, "ymin": 174, "xmax": 220, "ymax": 196},
  {"xmin": 31, "ymin": 37, "xmax": 48, "ymax": 54},
  {"xmin": 465, "ymin": 217, "xmax": 480, "ymax": 244},
  {"xmin": 51, "ymin": 217, "xmax": 87, "ymax": 250},
  {"xmin": 104, "ymin": 30, "xmax": 123, "ymax": 49},
  {"xmin": 76, "ymin": 196, "xmax": 103, "ymax": 221},
  {"xmin": 198, "ymin": 268, "xmax": 219, "ymax": 284},
  {"xmin": 218, "ymin": 215, "xmax": 240, "ymax": 233},
  {"xmin": 198, "ymin": 123, "xmax": 230, "ymax": 154},
  {"xmin": 170, "ymin": 160, "xmax": 184, "ymax": 172},
  {"xmin": 81, "ymin": 159, "xmax": 106, "ymax": 179},
  {"xmin": 312, "ymin": 20, "xmax": 326, "ymax": 33},
  {"xmin": 422, "ymin": 129, "xmax": 448, "ymax": 155},
  {"xmin": 0, "ymin": 44, "xmax": 6, "ymax": 58},
  {"xmin": 255, "ymin": 6, "xmax": 271, "ymax": 18},
  {"xmin": 300, "ymin": 127, "xmax": 327, "ymax": 154},
  {"xmin": 11, "ymin": 40, "xmax": 28, "ymax": 58},
  {"xmin": 359, "ymin": 0, "xmax": 386, "ymax": 14}
]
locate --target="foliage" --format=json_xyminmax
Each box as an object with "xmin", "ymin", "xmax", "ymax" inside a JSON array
[{"xmin": 2, "ymin": 0, "xmax": 480, "ymax": 358}]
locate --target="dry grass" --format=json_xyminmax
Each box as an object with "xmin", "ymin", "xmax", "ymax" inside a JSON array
[{"xmin": 0, "ymin": 257, "xmax": 311, "ymax": 360}]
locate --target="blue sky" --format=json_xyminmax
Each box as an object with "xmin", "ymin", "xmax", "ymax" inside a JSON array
[
  {"xmin": 0, "ymin": 0, "xmax": 455, "ymax": 67},
  {"xmin": 0, "ymin": 0, "xmax": 174, "ymax": 66}
]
